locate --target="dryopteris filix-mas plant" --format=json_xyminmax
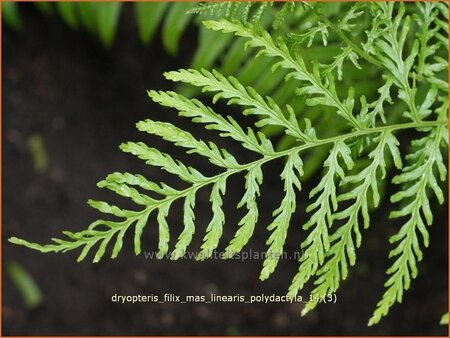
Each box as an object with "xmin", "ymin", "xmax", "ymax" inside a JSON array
[{"xmin": 9, "ymin": 2, "xmax": 448, "ymax": 326}]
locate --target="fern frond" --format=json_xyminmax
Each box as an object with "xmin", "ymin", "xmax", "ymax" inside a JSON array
[
  {"xmin": 306, "ymin": 3, "xmax": 383, "ymax": 70},
  {"xmin": 188, "ymin": 2, "xmax": 238, "ymax": 17},
  {"xmin": 197, "ymin": 177, "xmax": 226, "ymax": 259},
  {"xmin": 224, "ymin": 164, "xmax": 262, "ymax": 256},
  {"xmin": 121, "ymin": 141, "xmax": 210, "ymax": 184},
  {"xmin": 415, "ymin": 3, "xmax": 442, "ymax": 81},
  {"xmin": 204, "ymin": 19, "xmax": 362, "ymax": 129},
  {"xmin": 273, "ymin": 2, "xmax": 297, "ymax": 29},
  {"xmin": 435, "ymin": 3, "xmax": 449, "ymax": 50},
  {"xmin": 369, "ymin": 3, "xmax": 421, "ymax": 122},
  {"xmin": 289, "ymin": 21, "xmax": 329, "ymax": 48},
  {"xmin": 137, "ymin": 119, "xmax": 239, "ymax": 169},
  {"xmin": 165, "ymin": 68, "xmax": 314, "ymax": 142},
  {"xmin": 188, "ymin": 2, "xmax": 281, "ymax": 25},
  {"xmin": 148, "ymin": 90, "xmax": 275, "ymax": 156},
  {"xmin": 8, "ymin": 3, "xmax": 448, "ymax": 327},
  {"xmin": 366, "ymin": 76, "xmax": 393, "ymax": 125},
  {"xmin": 171, "ymin": 190, "xmax": 196, "ymax": 260},
  {"xmin": 368, "ymin": 108, "xmax": 448, "ymax": 326},
  {"xmin": 288, "ymin": 141, "xmax": 353, "ymax": 296},
  {"xmin": 321, "ymin": 46, "xmax": 361, "ymax": 82},
  {"xmin": 260, "ymin": 152, "xmax": 302, "ymax": 280},
  {"xmin": 302, "ymin": 131, "xmax": 403, "ymax": 315}
]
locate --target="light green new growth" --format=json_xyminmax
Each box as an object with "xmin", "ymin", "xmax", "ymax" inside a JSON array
[{"xmin": 9, "ymin": 2, "xmax": 448, "ymax": 326}]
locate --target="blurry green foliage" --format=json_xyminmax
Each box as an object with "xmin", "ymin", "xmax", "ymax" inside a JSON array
[{"xmin": 7, "ymin": 261, "xmax": 43, "ymax": 309}]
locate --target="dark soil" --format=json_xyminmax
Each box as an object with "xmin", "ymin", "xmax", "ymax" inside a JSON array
[{"xmin": 2, "ymin": 4, "xmax": 448, "ymax": 336}]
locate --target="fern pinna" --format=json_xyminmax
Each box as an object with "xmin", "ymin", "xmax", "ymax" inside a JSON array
[{"xmin": 10, "ymin": 2, "xmax": 448, "ymax": 326}]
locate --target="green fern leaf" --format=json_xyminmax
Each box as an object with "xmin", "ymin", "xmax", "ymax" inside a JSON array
[
  {"xmin": 369, "ymin": 111, "xmax": 448, "ymax": 326},
  {"xmin": 203, "ymin": 19, "xmax": 362, "ymax": 129},
  {"xmin": 8, "ymin": 4, "xmax": 448, "ymax": 327},
  {"xmin": 288, "ymin": 140, "xmax": 353, "ymax": 296},
  {"xmin": 301, "ymin": 131, "xmax": 403, "ymax": 315}
]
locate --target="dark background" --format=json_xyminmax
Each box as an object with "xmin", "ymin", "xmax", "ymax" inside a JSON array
[{"xmin": 2, "ymin": 4, "xmax": 448, "ymax": 336}]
